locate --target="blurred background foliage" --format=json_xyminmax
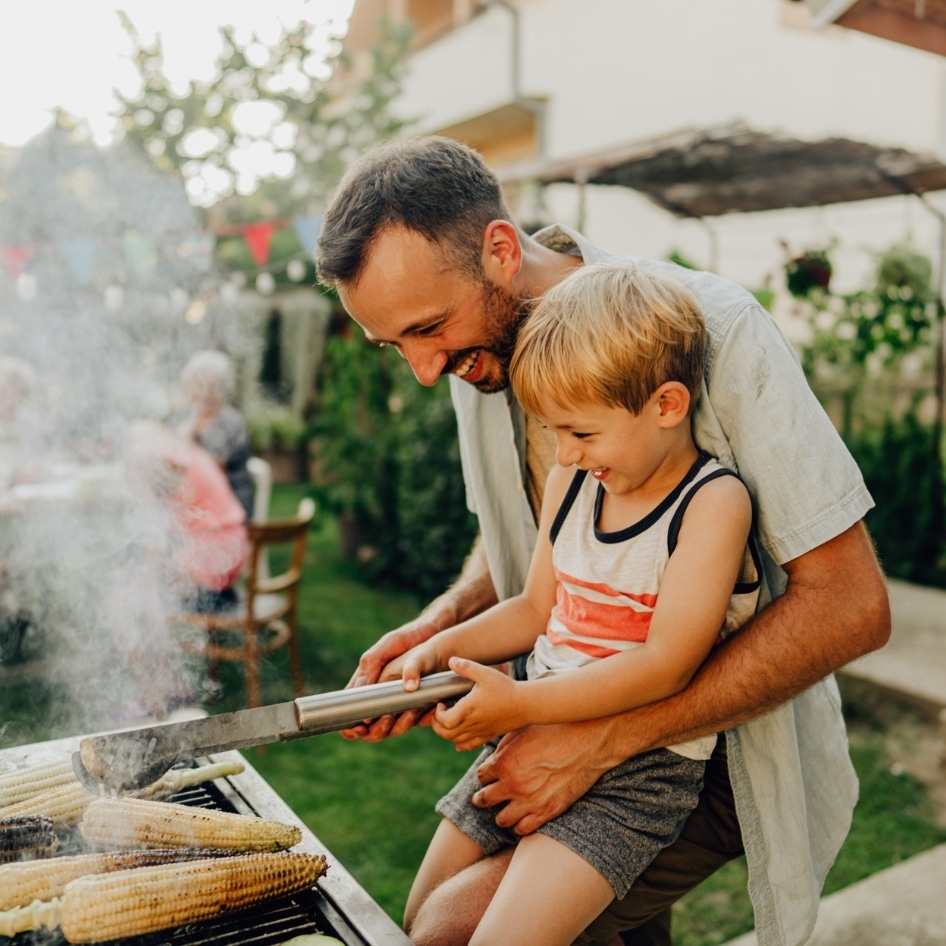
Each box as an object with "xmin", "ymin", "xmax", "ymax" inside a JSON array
[{"xmin": 787, "ymin": 241, "xmax": 945, "ymax": 587}]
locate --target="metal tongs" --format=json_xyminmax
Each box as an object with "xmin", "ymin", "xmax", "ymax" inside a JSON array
[{"xmin": 72, "ymin": 672, "xmax": 473, "ymax": 795}]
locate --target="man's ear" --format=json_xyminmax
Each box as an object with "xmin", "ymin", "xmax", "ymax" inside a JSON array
[
  {"xmin": 482, "ymin": 220, "xmax": 522, "ymax": 286},
  {"xmin": 655, "ymin": 381, "xmax": 692, "ymax": 428}
]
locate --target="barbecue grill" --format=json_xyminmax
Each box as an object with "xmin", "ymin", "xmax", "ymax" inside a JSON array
[{"xmin": 0, "ymin": 735, "xmax": 412, "ymax": 946}]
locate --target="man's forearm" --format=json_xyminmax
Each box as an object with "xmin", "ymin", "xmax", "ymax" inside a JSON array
[
  {"xmin": 424, "ymin": 534, "xmax": 498, "ymax": 628},
  {"xmin": 586, "ymin": 522, "xmax": 892, "ymax": 764}
]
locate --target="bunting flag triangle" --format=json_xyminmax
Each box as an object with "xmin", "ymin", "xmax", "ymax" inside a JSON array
[
  {"xmin": 291, "ymin": 215, "xmax": 322, "ymax": 253},
  {"xmin": 0, "ymin": 245, "xmax": 38, "ymax": 281},
  {"xmin": 243, "ymin": 221, "xmax": 280, "ymax": 267}
]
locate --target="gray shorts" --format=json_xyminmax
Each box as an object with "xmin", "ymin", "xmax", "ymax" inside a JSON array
[{"xmin": 436, "ymin": 744, "xmax": 705, "ymax": 898}]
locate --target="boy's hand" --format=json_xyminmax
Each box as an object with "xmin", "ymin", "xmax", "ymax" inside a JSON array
[{"xmin": 431, "ymin": 657, "xmax": 519, "ymax": 751}]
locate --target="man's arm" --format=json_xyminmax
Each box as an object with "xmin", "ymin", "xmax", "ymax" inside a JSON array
[{"xmin": 473, "ymin": 521, "xmax": 891, "ymax": 835}]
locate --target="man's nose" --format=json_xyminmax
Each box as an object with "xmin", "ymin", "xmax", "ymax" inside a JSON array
[{"xmin": 401, "ymin": 340, "xmax": 449, "ymax": 387}]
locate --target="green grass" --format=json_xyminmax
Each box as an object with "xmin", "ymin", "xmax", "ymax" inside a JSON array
[{"xmin": 2, "ymin": 482, "xmax": 945, "ymax": 941}]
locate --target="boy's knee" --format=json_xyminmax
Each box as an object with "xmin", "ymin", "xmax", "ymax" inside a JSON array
[
  {"xmin": 406, "ymin": 896, "xmax": 472, "ymax": 946},
  {"xmin": 406, "ymin": 852, "xmax": 510, "ymax": 946}
]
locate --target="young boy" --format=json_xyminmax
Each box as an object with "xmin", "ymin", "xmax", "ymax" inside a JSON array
[{"xmin": 389, "ymin": 262, "xmax": 761, "ymax": 946}]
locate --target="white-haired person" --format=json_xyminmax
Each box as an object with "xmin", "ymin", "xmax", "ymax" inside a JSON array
[{"xmin": 178, "ymin": 350, "xmax": 255, "ymax": 523}]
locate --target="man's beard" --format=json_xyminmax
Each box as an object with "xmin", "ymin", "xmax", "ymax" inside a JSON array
[{"xmin": 445, "ymin": 279, "xmax": 531, "ymax": 394}]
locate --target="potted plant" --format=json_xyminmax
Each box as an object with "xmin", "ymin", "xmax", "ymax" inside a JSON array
[{"xmin": 246, "ymin": 403, "xmax": 308, "ymax": 483}]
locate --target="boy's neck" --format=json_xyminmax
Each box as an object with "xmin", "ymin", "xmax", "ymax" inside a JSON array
[{"xmin": 598, "ymin": 436, "xmax": 700, "ymax": 531}]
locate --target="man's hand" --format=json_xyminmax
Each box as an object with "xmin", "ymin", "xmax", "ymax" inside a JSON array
[
  {"xmin": 340, "ymin": 615, "xmax": 445, "ymax": 742},
  {"xmin": 432, "ymin": 657, "xmax": 519, "ymax": 751},
  {"xmin": 341, "ymin": 536, "xmax": 499, "ymax": 742},
  {"xmin": 472, "ymin": 718, "xmax": 620, "ymax": 835},
  {"xmin": 470, "ymin": 522, "xmax": 890, "ymax": 836}
]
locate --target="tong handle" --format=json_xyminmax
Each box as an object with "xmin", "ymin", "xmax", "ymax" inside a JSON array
[{"xmin": 294, "ymin": 671, "xmax": 473, "ymax": 733}]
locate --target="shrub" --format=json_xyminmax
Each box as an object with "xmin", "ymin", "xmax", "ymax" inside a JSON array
[
  {"xmin": 845, "ymin": 412, "xmax": 946, "ymax": 588},
  {"xmin": 309, "ymin": 330, "xmax": 477, "ymax": 599}
]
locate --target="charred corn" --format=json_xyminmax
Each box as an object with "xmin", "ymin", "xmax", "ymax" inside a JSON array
[
  {"xmin": 80, "ymin": 796, "xmax": 303, "ymax": 852},
  {"xmin": 0, "ymin": 815, "xmax": 57, "ymax": 862},
  {"xmin": 0, "ymin": 759, "xmax": 245, "ymax": 829},
  {"xmin": 0, "ymin": 847, "xmax": 241, "ymax": 910},
  {"xmin": 0, "ymin": 758, "xmax": 75, "ymax": 808},
  {"xmin": 59, "ymin": 851, "xmax": 328, "ymax": 942}
]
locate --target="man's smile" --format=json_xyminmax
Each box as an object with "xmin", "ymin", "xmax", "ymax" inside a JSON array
[{"xmin": 450, "ymin": 349, "xmax": 484, "ymax": 383}]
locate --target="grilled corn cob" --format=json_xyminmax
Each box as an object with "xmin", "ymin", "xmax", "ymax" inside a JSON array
[
  {"xmin": 61, "ymin": 851, "xmax": 327, "ymax": 942},
  {"xmin": 0, "ymin": 758, "xmax": 75, "ymax": 808},
  {"xmin": 0, "ymin": 847, "xmax": 241, "ymax": 910},
  {"xmin": 0, "ymin": 759, "xmax": 245, "ymax": 828},
  {"xmin": 0, "ymin": 851, "xmax": 328, "ymax": 941},
  {"xmin": 80, "ymin": 796, "xmax": 303, "ymax": 852},
  {"xmin": 0, "ymin": 815, "xmax": 57, "ymax": 862}
]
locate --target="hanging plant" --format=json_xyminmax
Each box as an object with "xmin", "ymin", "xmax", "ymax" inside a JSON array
[{"xmin": 785, "ymin": 248, "xmax": 833, "ymax": 298}]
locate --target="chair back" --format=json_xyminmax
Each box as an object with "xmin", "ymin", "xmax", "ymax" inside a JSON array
[
  {"xmin": 175, "ymin": 495, "xmax": 315, "ymax": 708},
  {"xmin": 246, "ymin": 456, "xmax": 273, "ymax": 524},
  {"xmin": 246, "ymin": 497, "xmax": 316, "ymax": 605}
]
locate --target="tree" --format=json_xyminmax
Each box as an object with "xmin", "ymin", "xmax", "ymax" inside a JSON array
[{"xmin": 114, "ymin": 12, "xmax": 412, "ymax": 218}]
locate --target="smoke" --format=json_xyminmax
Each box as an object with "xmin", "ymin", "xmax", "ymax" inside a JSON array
[{"xmin": 0, "ymin": 125, "xmax": 258, "ymax": 737}]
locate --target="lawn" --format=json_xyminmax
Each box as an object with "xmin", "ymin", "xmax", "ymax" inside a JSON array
[{"xmin": 2, "ymin": 481, "xmax": 945, "ymax": 943}]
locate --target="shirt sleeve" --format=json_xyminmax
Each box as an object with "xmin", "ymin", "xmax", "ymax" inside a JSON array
[{"xmin": 695, "ymin": 300, "xmax": 873, "ymax": 566}]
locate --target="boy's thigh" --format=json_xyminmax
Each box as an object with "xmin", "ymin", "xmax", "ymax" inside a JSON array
[{"xmin": 575, "ymin": 741, "xmax": 744, "ymax": 946}]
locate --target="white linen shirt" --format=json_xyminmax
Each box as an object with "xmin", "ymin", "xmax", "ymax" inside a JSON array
[{"xmin": 448, "ymin": 224, "xmax": 873, "ymax": 946}]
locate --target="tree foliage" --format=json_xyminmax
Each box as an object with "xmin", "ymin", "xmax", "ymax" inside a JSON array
[
  {"xmin": 789, "ymin": 242, "xmax": 945, "ymax": 586},
  {"xmin": 114, "ymin": 12, "xmax": 412, "ymax": 216}
]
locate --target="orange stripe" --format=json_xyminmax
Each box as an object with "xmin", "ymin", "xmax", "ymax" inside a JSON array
[
  {"xmin": 553, "ymin": 577, "xmax": 654, "ymax": 644},
  {"xmin": 546, "ymin": 631, "xmax": 621, "ymax": 659},
  {"xmin": 556, "ymin": 569, "xmax": 657, "ymax": 609}
]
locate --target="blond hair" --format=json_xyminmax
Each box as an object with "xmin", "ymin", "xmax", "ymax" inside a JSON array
[{"xmin": 510, "ymin": 262, "xmax": 706, "ymax": 417}]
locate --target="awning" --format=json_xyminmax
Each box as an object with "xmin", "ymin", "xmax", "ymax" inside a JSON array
[{"xmin": 496, "ymin": 123, "xmax": 946, "ymax": 218}]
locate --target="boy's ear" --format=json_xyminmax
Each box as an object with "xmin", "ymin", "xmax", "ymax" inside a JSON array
[{"xmin": 655, "ymin": 381, "xmax": 691, "ymax": 428}]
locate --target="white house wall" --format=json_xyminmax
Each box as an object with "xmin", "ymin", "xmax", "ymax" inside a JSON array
[
  {"xmin": 398, "ymin": 4, "xmax": 520, "ymax": 131},
  {"xmin": 391, "ymin": 0, "xmax": 946, "ymax": 302}
]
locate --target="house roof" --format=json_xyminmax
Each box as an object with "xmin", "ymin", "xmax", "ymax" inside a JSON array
[
  {"xmin": 496, "ymin": 123, "xmax": 946, "ymax": 219},
  {"xmin": 804, "ymin": 0, "xmax": 946, "ymax": 57}
]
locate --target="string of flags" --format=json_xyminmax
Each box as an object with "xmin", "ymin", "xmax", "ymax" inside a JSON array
[{"xmin": 0, "ymin": 215, "xmax": 322, "ymax": 287}]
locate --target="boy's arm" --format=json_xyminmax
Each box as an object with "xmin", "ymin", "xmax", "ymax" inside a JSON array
[
  {"xmin": 433, "ymin": 474, "xmax": 752, "ymax": 746},
  {"xmin": 472, "ymin": 520, "xmax": 890, "ymax": 835},
  {"xmin": 392, "ymin": 465, "xmax": 570, "ymax": 692}
]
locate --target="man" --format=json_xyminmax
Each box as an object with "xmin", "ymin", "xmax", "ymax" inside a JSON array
[{"xmin": 314, "ymin": 135, "xmax": 890, "ymax": 946}]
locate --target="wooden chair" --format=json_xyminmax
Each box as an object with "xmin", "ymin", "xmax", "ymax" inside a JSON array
[
  {"xmin": 175, "ymin": 496, "xmax": 315, "ymax": 709},
  {"xmin": 246, "ymin": 456, "xmax": 273, "ymax": 525}
]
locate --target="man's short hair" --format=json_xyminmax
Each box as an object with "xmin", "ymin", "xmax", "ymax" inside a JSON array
[
  {"xmin": 510, "ymin": 262, "xmax": 707, "ymax": 417},
  {"xmin": 315, "ymin": 135, "xmax": 515, "ymax": 289}
]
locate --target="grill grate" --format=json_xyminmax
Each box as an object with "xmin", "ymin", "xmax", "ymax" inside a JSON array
[{"xmin": 0, "ymin": 766, "xmax": 348, "ymax": 946}]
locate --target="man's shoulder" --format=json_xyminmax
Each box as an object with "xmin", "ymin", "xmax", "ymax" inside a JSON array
[{"xmin": 535, "ymin": 224, "xmax": 763, "ymax": 333}]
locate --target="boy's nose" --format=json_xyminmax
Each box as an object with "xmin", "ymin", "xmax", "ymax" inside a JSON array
[{"xmin": 556, "ymin": 442, "xmax": 582, "ymax": 467}]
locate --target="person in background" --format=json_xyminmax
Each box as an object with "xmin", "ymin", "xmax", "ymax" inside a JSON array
[
  {"xmin": 313, "ymin": 135, "xmax": 891, "ymax": 946},
  {"xmin": 178, "ymin": 350, "xmax": 255, "ymax": 523},
  {"xmin": 389, "ymin": 262, "xmax": 760, "ymax": 946},
  {"xmin": 128, "ymin": 420, "xmax": 247, "ymax": 614}
]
